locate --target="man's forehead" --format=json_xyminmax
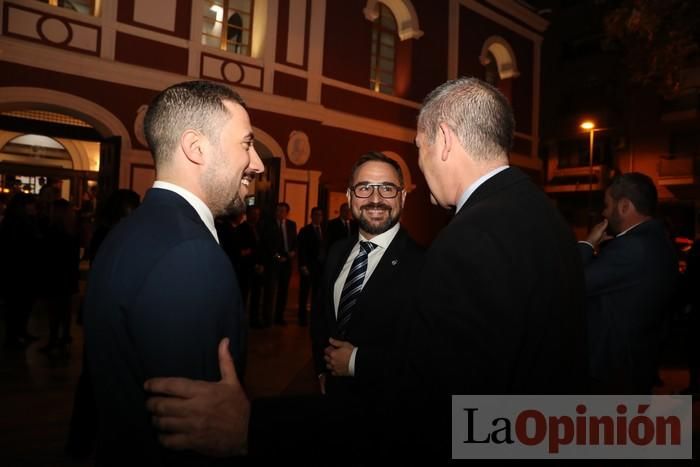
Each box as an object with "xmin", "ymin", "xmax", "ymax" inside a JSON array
[{"xmin": 355, "ymin": 161, "xmax": 400, "ymax": 182}]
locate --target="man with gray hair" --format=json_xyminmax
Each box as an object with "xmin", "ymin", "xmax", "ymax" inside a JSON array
[
  {"xmin": 399, "ymin": 76, "xmax": 587, "ymax": 455},
  {"xmin": 84, "ymin": 80, "xmax": 263, "ymax": 465},
  {"xmin": 143, "ymin": 78, "xmax": 587, "ymax": 460}
]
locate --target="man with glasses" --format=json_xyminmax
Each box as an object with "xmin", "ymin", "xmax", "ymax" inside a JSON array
[
  {"xmin": 310, "ymin": 152, "xmax": 423, "ymax": 422},
  {"xmin": 144, "ymin": 78, "xmax": 586, "ymax": 460}
]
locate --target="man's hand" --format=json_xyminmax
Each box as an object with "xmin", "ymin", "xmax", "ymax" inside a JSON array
[
  {"xmin": 300, "ymin": 266, "xmax": 310, "ymax": 276},
  {"xmin": 144, "ymin": 338, "xmax": 250, "ymax": 457},
  {"xmin": 318, "ymin": 373, "xmax": 327, "ymax": 395},
  {"xmin": 324, "ymin": 338, "xmax": 354, "ymax": 376},
  {"xmin": 586, "ymin": 219, "xmax": 612, "ymax": 249}
]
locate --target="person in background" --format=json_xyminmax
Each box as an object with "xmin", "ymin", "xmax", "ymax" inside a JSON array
[
  {"xmin": 0, "ymin": 193, "xmax": 41, "ymax": 350},
  {"xmin": 39, "ymin": 198, "xmax": 80, "ymax": 353},
  {"xmin": 297, "ymin": 207, "xmax": 326, "ymax": 327},
  {"xmin": 580, "ymin": 172, "xmax": 678, "ymax": 394},
  {"xmin": 326, "ymin": 202, "xmax": 357, "ymax": 248},
  {"xmin": 233, "ymin": 206, "xmax": 264, "ymax": 327},
  {"xmin": 262, "ymin": 202, "xmax": 297, "ymax": 326}
]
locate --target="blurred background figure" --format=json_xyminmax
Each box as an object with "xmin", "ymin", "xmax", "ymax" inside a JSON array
[
  {"xmin": 0, "ymin": 193, "xmax": 41, "ymax": 350},
  {"xmin": 232, "ymin": 205, "xmax": 264, "ymax": 328},
  {"xmin": 39, "ymin": 199, "xmax": 80, "ymax": 353},
  {"xmin": 297, "ymin": 207, "xmax": 325, "ymax": 326},
  {"xmin": 326, "ymin": 202, "xmax": 357, "ymax": 248}
]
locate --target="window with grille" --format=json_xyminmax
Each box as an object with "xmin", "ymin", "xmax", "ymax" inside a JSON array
[
  {"xmin": 369, "ymin": 4, "xmax": 397, "ymax": 95},
  {"xmin": 202, "ymin": 0, "xmax": 254, "ymax": 56},
  {"xmin": 37, "ymin": 0, "xmax": 98, "ymax": 16}
]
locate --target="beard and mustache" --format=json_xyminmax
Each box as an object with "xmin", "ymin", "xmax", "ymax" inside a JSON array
[{"xmin": 354, "ymin": 202, "xmax": 401, "ymax": 235}]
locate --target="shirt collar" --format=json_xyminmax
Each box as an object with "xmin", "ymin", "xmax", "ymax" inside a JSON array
[
  {"xmin": 456, "ymin": 165, "xmax": 510, "ymax": 213},
  {"xmin": 153, "ymin": 181, "xmax": 219, "ymax": 244},
  {"xmin": 616, "ymin": 220, "xmax": 646, "ymax": 238},
  {"xmin": 358, "ymin": 222, "xmax": 400, "ymax": 250}
]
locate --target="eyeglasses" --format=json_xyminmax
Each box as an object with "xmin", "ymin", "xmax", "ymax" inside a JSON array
[{"xmin": 350, "ymin": 183, "xmax": 403, "ymax": 199}]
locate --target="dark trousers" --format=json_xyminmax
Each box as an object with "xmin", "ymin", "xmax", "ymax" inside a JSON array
[
  {"xmin": 46, "ymin": 294, "xmax": 73, "ymax": 345},
  {"xmin": 3, "ymin": 294, "xmax": 34, "ymax": 344},
  {"xmin": 298, "ymin": 269, "xmax": 321, "ymax": 325},
  {"xmin": 238, "ymin": 264, "xmax": 263, "ymax": 326},
  {"xmin": 264, "ymin": 260, "xmax": 292, "ymax": 325}
]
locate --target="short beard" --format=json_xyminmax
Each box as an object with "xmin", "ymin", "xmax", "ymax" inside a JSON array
[
  {"xmin": 224, "ymin": 195, "xmax": 246, "ymax": 217},
  {"xmin": 355, "ymin": 203, "xmax": 399, "ymax": 236}
]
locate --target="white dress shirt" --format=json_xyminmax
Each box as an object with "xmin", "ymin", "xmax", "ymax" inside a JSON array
[
  {"xmin": 332, "ymin": 222, "xmax": 400, "ymax": 376},
  {"xmin": 152, "ymin": 181, "xmax": 219, "ymax": 244}
]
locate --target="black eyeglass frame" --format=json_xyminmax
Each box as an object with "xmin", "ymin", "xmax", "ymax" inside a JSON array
[{"xmin": 348, "ymin": 183, "xmax": 404, "ymax": 199}]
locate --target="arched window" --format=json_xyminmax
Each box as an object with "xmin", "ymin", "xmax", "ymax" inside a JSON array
[
  {"xmin": 38, "ymin": 0, "xmax": 98, "ymax": 16},
  {"xmin": 202, "ymin": 0, "xmax": 253, "ymax": 56},
  {"xmin": 479, "ymin": 37, "xmax": 519, "ymax": 101},
  {"xmin": 369, "ymin": 4, "xmax": 398, "ymax": 95}
]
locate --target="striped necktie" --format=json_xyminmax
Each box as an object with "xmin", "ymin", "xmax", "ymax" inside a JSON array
[{"xmin": 336, "ymin": 241, "xmax": 376, "ymax": 337}]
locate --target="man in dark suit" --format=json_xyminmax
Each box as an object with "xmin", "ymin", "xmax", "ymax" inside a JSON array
[
  {"xmin": 232, "ymin": 205, "xmax": 264, "ymax": 327},
  {"xmin": 578, "ymin": 172, "xmax": 677, "ymax": 394},
  {"xmin": 311, "ymin": 152, "xmax": 423, "ymax": 414},
  {"xmin": 296, "ymin": 206, "xmax": 325, "ymax": 326},
  {"xmin": 143, "ymin": 78, "xmax": 587, "ymax": 460},
  {"xmin": 262, "ymin": 202, "xmax": 297, "ymax": 326},
  {"xmin": 84, "ymin": 80, "xmax": 263, "ymax": 465},
  {"xmin": 325, "ymin": 202, "xmax": 357, "ymax": 248}
]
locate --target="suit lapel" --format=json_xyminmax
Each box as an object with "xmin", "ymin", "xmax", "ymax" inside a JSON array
[{"xmin": 354, "ymin": 228, "xmax": 408, "ymax": 314}]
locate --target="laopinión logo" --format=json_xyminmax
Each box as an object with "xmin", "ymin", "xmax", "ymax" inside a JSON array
[{"xmin": 451, "ymin": 395, "xmax": 692, "ymax": 459}]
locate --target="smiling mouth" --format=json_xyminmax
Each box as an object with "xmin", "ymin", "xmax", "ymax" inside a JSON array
[{"xmin": 241, "ymin": 172, "xmax": 256, "ymax": 187}]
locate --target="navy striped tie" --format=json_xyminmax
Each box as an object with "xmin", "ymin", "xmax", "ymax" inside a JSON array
[{"xmin": 336, "ymin": 241, "xmax": 376, "ymax": 338}]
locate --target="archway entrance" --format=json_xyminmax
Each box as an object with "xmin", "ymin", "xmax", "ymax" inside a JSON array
[{"xmin": 0, "ymin": 109, "xmax": 117, "ymax": 250}]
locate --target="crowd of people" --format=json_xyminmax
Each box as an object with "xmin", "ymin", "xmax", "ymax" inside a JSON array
[{"xmin": 1, "ymin": 77, "xmax": 697, "ymax": 464}]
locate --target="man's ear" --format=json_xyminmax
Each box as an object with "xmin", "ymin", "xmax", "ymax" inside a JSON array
[
  {"xmin": 346, "ymin": 189, "xmax": 352, "ymax": 206},
  {"xmin": 618, "ymin": 198, "xmax": 631, "ymax": 215},
  {"xmin": 181, "ymin": 129, "xmax": 205, "ymax": 166},
  {"xmin": 438, "ymin": 122, "xmax": 453, "ymax": 162}
]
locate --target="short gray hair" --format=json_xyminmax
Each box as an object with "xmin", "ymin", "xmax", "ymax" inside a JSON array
[
  {"xmin": 417, "ymin": 77, "xmax": 514, "ymax": 162},
  {"xmin": 144, "ymin": 80, "xmax": 246, "ymax": 167}
]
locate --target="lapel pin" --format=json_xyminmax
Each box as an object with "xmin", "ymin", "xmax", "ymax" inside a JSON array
[{"xmin": 392, "ymin": 259, "xmax": 399, "ymax": 266}]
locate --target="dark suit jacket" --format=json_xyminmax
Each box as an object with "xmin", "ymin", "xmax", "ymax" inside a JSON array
[
  {"xmin": 326, "ymin": 217, "xmax": 358, "ymax": 248},
  {"xmin": 579, "ymin": 219, "xmax": 677, "ymax": 392},
  {"xmin": 297, "ymin": 223, "xmax": 325, "ymax": 274},
  {"xmin": 262, "ymin": 218, "xmax": 297, "ymax": 262},
  {"xmin": 395, "ymin": 167, "xmax": 588, "ymax": 458},
  {"xmin": 311, "ymin": 227, "xmax": 424, "ymax": 408},
  {"xmin": 249, "ymin": 168, "xmax": 587, "ymax": 461},
  {"xmin": 84, "ymin": 188, "xmax": 243, "ymax": 466}
]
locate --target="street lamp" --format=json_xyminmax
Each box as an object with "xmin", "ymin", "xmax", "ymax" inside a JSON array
[{"xmin": 580, "ymin": 120, "xmax": 596, "ymax": 229}]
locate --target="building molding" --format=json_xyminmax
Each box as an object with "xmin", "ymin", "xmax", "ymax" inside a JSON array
[
  {"xmin": 486, "ymin": 0, "xmax": 549, "ymax": 33},
  {"xmin": 447, "ymin": 0, "xmax": 459, "ymax": 80},
  {"xmin": 363, "ymin": 0, "xmax": 423, "ymax": 40},
  {"xmin": 0, "ymin": 85, "xmax": 133, "ymax": 151},
  {"xmin": 479, "ymin": 35, "xmax": 520, "ymax": 79},
  {"xmin": 459, "ymin": 0, "xmax": 543, "ymax": 44},
  {"xmin": 321, "ymin": 76, "xmax": 421, "ymax": 109},
  {"xmin": 0, "ymin": 37, "xmax": 419, "ymax": 143},
  {"xmin": 306, "ymin": 0, "xmax": 326, "ymax": 104},
  {"xmin": 274, "ymin": 62, "xmax": 308, "ymax": 78}
]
